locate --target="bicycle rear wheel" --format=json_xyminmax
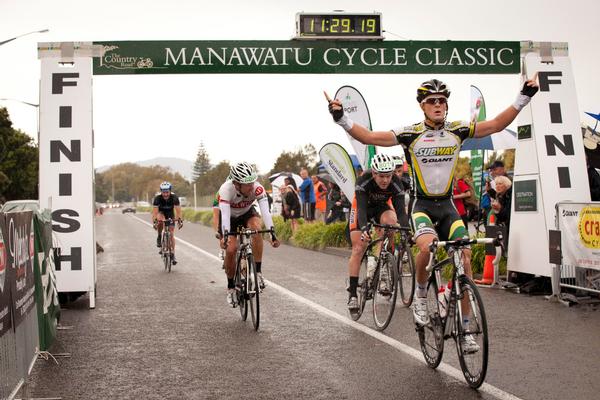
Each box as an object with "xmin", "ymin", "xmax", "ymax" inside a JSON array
[
  {"xmin": 372, "ymin": 252, "xmax": 398, "ymax": 331},
  {"xmin": 417, "ymin": 277, "xmax": 444, "ymax": 368},
  {"xmin": 350, "ymin": 252, "xmax": 369, "ymax": 321},
  {"xmin": 397, "ymin": 246, "xmax": 415, "ymax": 306},
  {"xmin": 454, "ymin": 275, "xmax": 488, "ymax": 388},
  {"xmin": 246, "ymin": 254, "xmax": 260, "ymax": 330},
  {"xmin": 236, "ymin": 255, "xmax": 248, "ymax": 321}
]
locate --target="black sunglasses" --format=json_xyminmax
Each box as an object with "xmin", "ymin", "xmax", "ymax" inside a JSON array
[{"xmin": 422, "ymin": 97, "xmax": 448, "ymax": 105}]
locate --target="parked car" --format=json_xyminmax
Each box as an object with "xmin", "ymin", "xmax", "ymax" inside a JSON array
[{"xmin": 122, "ymin": 207, "xmax": 136, "ymax": 214}]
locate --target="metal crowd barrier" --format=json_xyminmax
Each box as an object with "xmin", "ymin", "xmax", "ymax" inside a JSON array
[
  {"xmin": 550, "ymin": 202, "xmax": 600, "ymax": 305},
  {"xmin": 0, "ymin": 310, "xmax": 39, "ymax": 400}
]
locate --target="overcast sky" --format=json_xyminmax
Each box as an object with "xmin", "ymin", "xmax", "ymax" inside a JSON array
[{"xmin": 1, "ymin": 0, "xmax": 599, "ymax": 174}]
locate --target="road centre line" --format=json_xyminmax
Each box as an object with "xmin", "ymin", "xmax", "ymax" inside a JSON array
[{"xmin": 131, "ymin": 215, "xmax": 523, "ymax": 400}]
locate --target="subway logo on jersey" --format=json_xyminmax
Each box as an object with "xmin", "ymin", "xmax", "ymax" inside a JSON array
[{"xmin": 414, "ymin": 145, "xmax": 458, "ymax": 157}]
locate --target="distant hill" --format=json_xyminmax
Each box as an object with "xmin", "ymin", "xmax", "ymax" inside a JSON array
[{"xmin": 97, "ymin": 157, "xmax": 194, "ymax": 181}]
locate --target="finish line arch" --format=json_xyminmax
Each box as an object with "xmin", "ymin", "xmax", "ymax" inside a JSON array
[{"xmin": 37, "ymin": 40, "xmax": 589, "ymax": 307}]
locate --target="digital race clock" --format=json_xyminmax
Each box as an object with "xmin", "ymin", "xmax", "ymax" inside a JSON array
[{"xmin": 294, "ymin": 12, "xmax": 383, "ymax": 40}]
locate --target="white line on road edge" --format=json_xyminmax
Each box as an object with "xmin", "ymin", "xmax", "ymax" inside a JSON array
[{"xmin": 131, "ymin": 215, "xmax": 522, "ymax": 400}]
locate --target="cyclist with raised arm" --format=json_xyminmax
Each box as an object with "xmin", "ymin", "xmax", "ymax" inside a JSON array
[
  {"xmin": 152, "ymin": 181, "xmax": 183, "ymax": 265},
  {"xmin": 327, "ymin": 77, "xmax": 538, "ymax": 350},
  {"xmin": 218, "ymin": 162, "xmax": 280, "ymax": 306},
  {"xmin": 346, "ymin": 153, "xmax": 410, "ymax": 312}
]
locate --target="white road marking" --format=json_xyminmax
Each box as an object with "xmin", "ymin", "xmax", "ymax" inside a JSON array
[{"xmin": 132, "ymin": 215, "xmax": 523, "ymax": 400}]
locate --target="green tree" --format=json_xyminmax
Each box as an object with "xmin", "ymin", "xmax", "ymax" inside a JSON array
[
  {"xmin": 0, "ymin": 107, "xmax": 38, "ymax": 202},
  {"xmin": 95, "ymin": 163, "xmax": 191, "ymax": 203},
  {"xmin": 196, "ymin": 161, "xmax": 231, "ymax": 196},
  {"xmin": 268, "ymin": 144, "xmax": 318, "ymax": 176},
  {"xmin": 192, "ymin": 142, "xmax": 211, "ymax": 182}
]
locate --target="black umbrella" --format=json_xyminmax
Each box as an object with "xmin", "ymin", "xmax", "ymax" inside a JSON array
[{"xmin": 317, "ymin": 172, "xmax": 334, "ymax": 183}]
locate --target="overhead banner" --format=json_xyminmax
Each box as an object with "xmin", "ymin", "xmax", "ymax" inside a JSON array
[
  {"xmin": 334, "ymin": 86, "xmax": 375, "ymax": 169},
  {"xmin": 0, "ymin": 211, "xmax": 36, "ymax": 328},
  {"xmin": 93, "ymin": 40, "xmax": 520, "ymax": 75},
  {"xmin": 558, "ymin": 202, "xmax": 600, "ymax": 271},
  {"xmin": 319, "ymin": 143, "xmax": 357, "ymax": 200}
]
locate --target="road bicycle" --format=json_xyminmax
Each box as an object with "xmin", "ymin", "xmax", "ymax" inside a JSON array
[
  {"xmin": 158, "ymin": 218, "xmax": 182, "ymax": 272},
  {"xmin": 225, "ymin": 227, "xmax": 275, "ymax": 331},
  {"xmin": 395, "ymin": 226, "xmax": 416, "ymax": 307},
  {"xmin": 416, "ymin": 233, "xmax": 502, "ymax": 388},
  {"xmin": 352, "ymin": 223, "xmax": 411, "ymax": 331}
]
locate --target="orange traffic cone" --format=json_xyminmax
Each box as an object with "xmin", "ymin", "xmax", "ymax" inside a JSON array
[{"xmin": 475, "ymin": 213, "xmax": 496, "ymax": 285}]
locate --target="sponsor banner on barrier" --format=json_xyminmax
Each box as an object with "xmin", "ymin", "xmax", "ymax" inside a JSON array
[
  {"xmin": 0, "ymin": 219, "xmax": 12, "ymax": 336},
  {"xmin": 93, "ymin": 40, "xmax": 520, "ymax": 75},
  {"xmin": 319, "ymin": 143, "xmax": 357, "ymax": 200},
  {"xmin": 559, "ymin": 203, "xmax": 600, "ymax": 271},
  {"xmin": 333, "ymin": 86, "xmax": 375, "ymax": 169},
  {"xmin": 0, "ymin": 212, "xmax": 36, "ymax": 327}
]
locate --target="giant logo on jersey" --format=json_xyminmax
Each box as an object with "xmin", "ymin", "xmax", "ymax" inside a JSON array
[{"xmin": 254, "ymin": 186, "xmax": 264, "ymax": 197}]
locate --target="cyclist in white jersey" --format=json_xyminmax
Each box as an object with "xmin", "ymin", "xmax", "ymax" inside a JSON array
[
  {"xmin": 327, "ymin": 77, "xmax": 538, "ymax": 352},
  {"xmin": 218, "ymin": 162, "xmax": 280, "ymax": 306}
]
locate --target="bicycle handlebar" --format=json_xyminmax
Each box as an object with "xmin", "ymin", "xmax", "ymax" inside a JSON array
[
  {"xmin": 426, "ymin": 232, "xmax": 504, "ymax": 272},
  {"xmin": 224, "ymin": 227, "xmax": 275, "ymax": 238}
]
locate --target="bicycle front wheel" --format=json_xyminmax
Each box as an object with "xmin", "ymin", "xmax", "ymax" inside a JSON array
[
  {"xmin": 246, "ymin": 254, "xmax": 260, "ymax": 331},
  {"xmin": 417, "ymin": 277, "xmax": 444, "ymax": 368},
  {"xmin": 162, "ymin": 233, "xmax": 169, "ymax": 271},
  {"xmin": 454, "ymin": 275, "xmax": 488, "ymax": 388},
  {"xmin": 350, "ymin": 252, "xmax": 369, "ymax": 321},
  {"xmin": 372, "ymin": 252, "xmax": 398, "ymax": 331},
  {"xmin": 397, "ymin": 247, "xmax": 415, "ymax": 306}
]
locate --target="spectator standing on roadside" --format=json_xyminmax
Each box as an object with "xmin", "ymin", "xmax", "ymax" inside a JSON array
[
  {"xmin": 299, "ymin": 168, "xmax": 316, "ymax": 221},
  {"xmin": 326, "ymin": 182, "xmax": 350, "ymax": 224},
  {"xmin": 452, "ymin": 176, "xmax": 472, "ymax": 231},
  {"xmin": 312, "ymin": 175, "xmax": 328, "ymax": 222}
]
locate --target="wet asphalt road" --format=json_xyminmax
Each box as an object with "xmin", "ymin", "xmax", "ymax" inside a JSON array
[{"xmin": 20, "ymin": 210, "xmax": 600, "ymax": 399}]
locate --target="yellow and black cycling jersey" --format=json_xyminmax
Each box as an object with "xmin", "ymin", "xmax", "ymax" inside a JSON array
[{"xmin": 393, "ymin": 120, "xmax": 474, "ymax": 199}]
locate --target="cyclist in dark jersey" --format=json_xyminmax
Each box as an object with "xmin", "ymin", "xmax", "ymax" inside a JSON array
[
  {"xmin": 327, "ymin": 77, "xmax": 538, "ymax": 350},
  {"xmin": 346, "ymin": 153, "xmax": 409, "ymax": 312},
  {"xmin": 152, "ymin": 181, "xmax": 183, "ymax": 264}
]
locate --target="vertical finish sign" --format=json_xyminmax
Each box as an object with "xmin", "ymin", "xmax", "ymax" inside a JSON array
[{"xmin": 39, "ymin": 57, "xmax": 95, "ymax": 303}]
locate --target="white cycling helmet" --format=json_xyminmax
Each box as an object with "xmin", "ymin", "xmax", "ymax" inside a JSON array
[
  {"xmin": 371, "ymin": 154, "xmax": 395, "ymax": 174},
  {"xmin": 159, "ymin": 181, "xmax": 172, "ymax": 191},
  {"xmin": 229, "ymin": 162, "xmax": 257, "ymax": 184}
]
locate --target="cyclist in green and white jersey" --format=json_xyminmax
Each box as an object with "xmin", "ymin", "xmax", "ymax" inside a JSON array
[{"xmin": 327, "ymin": 78, "xmax": 538, "ymax": 352}]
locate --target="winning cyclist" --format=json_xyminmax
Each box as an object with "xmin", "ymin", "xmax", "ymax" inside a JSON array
[
  {"xmin": 327, "ymin": 77, "xmax": 538, "ymax": 350},
  {"xmin": 218, "ymin": 162, "xmax": 280, "ymax": 306},
  {"xmin": 152, "ymin": 181, "xmax": 183, "ymax": 264},
  {"xmin": 346, "ymin": 153, "xmax": 410, "ymax": 312}
]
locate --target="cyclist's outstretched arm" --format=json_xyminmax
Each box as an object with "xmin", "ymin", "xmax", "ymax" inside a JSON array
[
  {"xmin": 325, "ymin": 91, "xmax": 397, "ymax": 147},
  {"xmin": 474, "ymin": 78, "xmax": 539, "ymax": 138}
]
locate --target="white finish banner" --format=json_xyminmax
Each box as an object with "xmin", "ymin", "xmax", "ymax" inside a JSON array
[
  {"xmin": 38, "ymin": 55, "xmax": 96, "ymax": 299},
  {"xmin": 557, "ymin": 202, "xmax": 600, "ymax": 271},
  {"xmin": 508, "ymin": 53, "xmax": 589, "ymax": 277},
  {"xmin": 319, "ymin": 143, "xmax": 357, "ymax": 200}
]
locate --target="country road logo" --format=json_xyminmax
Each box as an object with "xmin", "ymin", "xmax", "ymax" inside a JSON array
[{"xmin": 98, "ymin": 45, "xmax": 162, "ymax": 71}]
